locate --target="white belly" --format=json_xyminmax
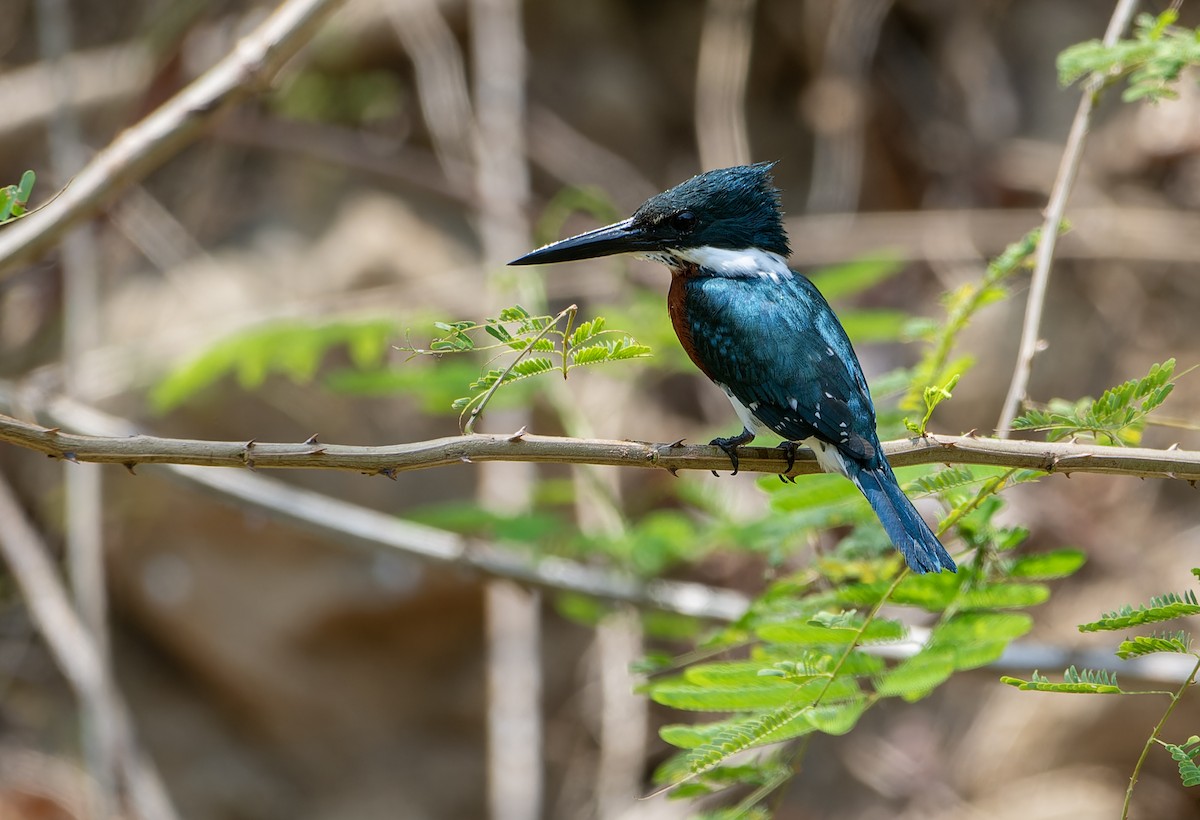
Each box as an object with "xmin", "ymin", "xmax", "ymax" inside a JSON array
[{"xmin": 718, "ymin": 387, "xmax": 848, "ymax": 478}]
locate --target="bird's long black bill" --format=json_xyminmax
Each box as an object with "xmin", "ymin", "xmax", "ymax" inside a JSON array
[{"xmin": 508, "ymin": 218, "xmax": 651, "ymax": 265}]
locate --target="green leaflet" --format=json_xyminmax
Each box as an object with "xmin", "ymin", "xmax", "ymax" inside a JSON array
[
  {"xmin": 874, "ymin": 649, "xmax": 956, "ymax": 701},
  {"xmin": 153, "ymin": 318, "xmax": 400, "ymax": 411},
  {"xmin": 681, "ymin": 696, "xmax": 868, "ymax": 775},
  {"xmin": 1011, "ymin": 359, "xmax": 1176, "ymax": 445},
  {"xmin": 1001, "ymin": 666, "xmax": 1123, "ymax": 695},
  {"xmin": 1161, "ymin": 737, "xmax": 1200, "ymax": 788},
  {"xmin": 837, "ymin": 572, "xmax": 962, "ymax": 611},
  {"xmin": 755, "ymin": 617, "xmax": 906, "ymax": 646},
  {"xmin": 1079, "ymin": 590, "xmax": 1200, "ymax": 633},
  {"xmin": 1007, "ymin": 549, "xmax": 1087, "ymax": 580},
  {"xmin": 931, "ymin": 612, "xmax": 1033, "ymax": 645},
  {"xmin": 648, "ymin": 673, "xmax": 860, "ymax": 713},
  {"xmin": 958, "ymin": 582, "xmax": 1050, "ymax": 611},
  {"xmin": 0, "ymin": 170, "xmax": 35, "ymax": 223},
  {"xmin": 1116, "ymin": 632, "xmax": 1192, "ymax": 659},
  {"xmin": 1058, "ymin": 11, "xmax": 1200, "ymax": 103}
]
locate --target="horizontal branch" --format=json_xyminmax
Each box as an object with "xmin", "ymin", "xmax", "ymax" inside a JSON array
[
  {"xmin": 5, "ymin": 391, "xmax": 1198, "ymax": 684},
  {"xmin": 12, "ymin": 392, "xmax": 750, "ymax": 622},
  {"xmin": 1, "ymin": 408, "xmax": 1198, "ymax": 481}
]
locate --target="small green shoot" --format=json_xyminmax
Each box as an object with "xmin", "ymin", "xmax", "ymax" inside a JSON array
[
  {"xmin": 0, "ymin": 171, "xmax": 36, "ymax": 224},
  {"xmin": 400, "ymin": 305, "xmax": 651, "ymax": 432}
]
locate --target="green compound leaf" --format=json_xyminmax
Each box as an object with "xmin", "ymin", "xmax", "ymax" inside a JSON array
[
  {"xmin": 1160, "ymin": 736, "xmax": 1200, "ymax": 788},
  {"xmin": 837, "ymin": 571, "xmax": 963, "ymax": 611},
  {"xmin": 931, "ymin": 612, "xmax": 1034, "ymax": 645},
  {"xmin": 959, "ymin": 582, "xmax": 1050, "ymax": 611},
  {"xmin": 1079, "ymin": 590, "xmax": 1200, "ymax": 633},
  {"xmin": 874, "ymin": 649, "xmax": 956, "ymax": 701},
  {"xmin": 1012, "ymin": 359, "xmax": 1176, "ymax": 445},
  {"xmin": 1115, "ymin": 631, "xmax": 1193, "ymax": 660},
  {"xmin": 755, "ymin": 616, "xmax": 906, "ymax": 646},
  {"xmin": 1007, "ymin": 549, "xmax": 1087, "ymax": 580},
  {"xmin": 1001, "ymin": 666, "xmax": 1123, "ymax": 695}
]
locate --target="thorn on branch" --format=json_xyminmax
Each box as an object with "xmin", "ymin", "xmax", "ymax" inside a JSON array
[
  {"xmin": 669, "ymin": 438, "xmax": 687, "ymax": 448},
  {"xmin": 45, "ymin": 427, "xmax": 61, "ymax": 435},
  {"xmin": 507, "ymin": 426, "xmax": 528, "ymax": 442},
  {"xmin": 304, "ymin": 433, "xmax": 320, "ymax": 445},
  {"xmin": 461, "ymin": 456, "xmax": 472, "ymax": 464},
  {"xmin": 379, "ymin": 467, "xmax": 398, "ymax": 481},
  {"xmin": 124, "ymin": 462, "xmax": 137, "ymax": 475},
  {"xmin": 63, "ymin": 452, "xmax": 78, "ymax": 463}
]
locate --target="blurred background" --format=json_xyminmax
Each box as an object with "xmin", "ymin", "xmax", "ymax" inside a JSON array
[{"xmin": 1, "ymin": 0, "xmax": 1200, "ymax": 817}]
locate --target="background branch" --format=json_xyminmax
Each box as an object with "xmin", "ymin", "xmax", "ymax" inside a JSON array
[
  {"xmin": 0, "ymin": 0, "xmax": 343, "ymax": 278},
  {"xmin": 0, "ymin": 474, "xmax": 178, "ymax": 820},
  {"xmin": 995, "ymin": 0, "xmax": 1141, "ymax": 436}
]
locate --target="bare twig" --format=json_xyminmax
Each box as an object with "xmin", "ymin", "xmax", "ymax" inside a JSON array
[
  {"xmin": 995, "ymin": 0, "xmax": 1141, "ymax": 437},
  {"xmin": 0, "ymin": 475, "xmax": 179, "ymax": 820},
  {"xmin": 803, "ymin": 0, "xmax": 893, "ymax": 214},
  {"xmin": 388, "ymin": 0, "xmax": 476, "ymax": 191},
  {"xmin": 468, "ymin": 1, "xmax": 542, "ymax": 817},
  {"xmin": 0, "ymin": 41, "xmax": 152, "ymax": 138},
  {"xmin": 3, "ymin": 398, "xmax": 1199, "ymax": 481},
  {"xmin": 695, "ymin": 0, "xmax": 756, "ymax": 169},
  {"xmin": 786, "ymin": 206, "xmax": 1200, "ymax": 267},
  {"xmin": 0, "ymin": 0, "xmax": 344, "ymax": 278},
  {"xmin": 34, "ymin": 0, "xmax": 112, "ymax": 806}
]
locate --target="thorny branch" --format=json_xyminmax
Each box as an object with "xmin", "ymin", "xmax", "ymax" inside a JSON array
[{"xmin": 2, "ymin": 398, "xmax": 1199, "ymax": 482}]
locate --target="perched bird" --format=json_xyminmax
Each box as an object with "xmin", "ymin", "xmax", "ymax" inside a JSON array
[{"xmin": 509, "ymin": 163, "xmax": 955, "ymax": 574}]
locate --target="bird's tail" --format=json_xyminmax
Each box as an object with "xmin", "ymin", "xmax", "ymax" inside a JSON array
[{"xmin": 846, "ymin": 458, "xmax": 956, "ymax": 574}]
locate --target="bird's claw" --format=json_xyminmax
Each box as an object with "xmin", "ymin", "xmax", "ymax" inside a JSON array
[
  {"xmin": 777, "ymin": 441, "xmax": 799, "ymax": 482},
  {"xmin": 710, "ymin": 428, "xmax": 755, "ymax": 476}
]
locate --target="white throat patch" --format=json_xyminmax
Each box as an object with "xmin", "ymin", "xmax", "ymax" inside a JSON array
[{"xmin": 669, "ymin": 246, "xmax": 792, "ymax": 282}]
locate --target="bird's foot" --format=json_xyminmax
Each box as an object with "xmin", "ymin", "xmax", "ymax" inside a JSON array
[
  {"xmin": 777, "ymin": 441, "xmax": 799, "ymax": 483},
  {"xmin": 709, "ymin": 428, "xmax": 755, "ymax": 476}
]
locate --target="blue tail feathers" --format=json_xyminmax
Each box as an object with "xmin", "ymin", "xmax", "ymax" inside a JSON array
[{"xmin": 847, "ymin": 459, "xmax": 956, "ymax": 574}]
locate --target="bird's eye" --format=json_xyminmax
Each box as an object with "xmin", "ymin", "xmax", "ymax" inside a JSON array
[{"xmin": 670, "ymin": 210, "xmax": 698, "ymax": 233}]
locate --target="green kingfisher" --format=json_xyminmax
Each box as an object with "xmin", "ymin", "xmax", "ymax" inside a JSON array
[{"xmin": 509, "ymin": 163, "xmax": 955, "ymax": 575}]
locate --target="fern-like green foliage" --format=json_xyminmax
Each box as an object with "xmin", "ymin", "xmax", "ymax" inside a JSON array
[
  {"xmin": 1001, "ymin": 666, "xmax": 1124, "ymax": 694},
  {"xmin": 1159, "ymin": 736, "xmax": 1200, "ymax": 788},
  {"xmin": 1116, "ymin": 631, "xmax": 1192, "ymax": 660},
  {"xmin": 0, "ymin": 171, "xmax": 35, "ymax": 224},
  {"xmin": 1058, "ymin": 11, "xmax": 1200, "ymax": 103},
  {"xmin": 152, "ymin": 318, "xmax": 401, "ymax": 412},
  {"xmin": 1011, "ymin": 359, "xmax": 1176, "ymax": 445},
  {"xmin": 1079, "ymin": 589, "xmax": 1200, "ymax": 633},
  {"xmin": 1005, "ymin": 569, "xmax": 1200, "ymax": 815},
  {"xmin": 643, "ymin": 484, "xmax": 1076, "ymax": 801},
  {"xmin": 401, "ymin": 305, "xmax": 651, "ymax": 430}
]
